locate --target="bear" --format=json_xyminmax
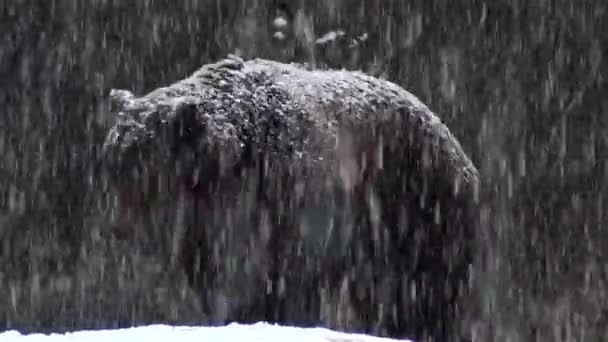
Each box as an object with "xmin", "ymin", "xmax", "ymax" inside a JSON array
[{"xmin": 101, "ymin": 55, "xmax": 479, "ymax": 342}]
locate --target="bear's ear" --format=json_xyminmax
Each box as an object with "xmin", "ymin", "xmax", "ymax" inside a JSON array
[{"xmin": 109, "ymin": 89, "xmax": 135, "ymax": 113}]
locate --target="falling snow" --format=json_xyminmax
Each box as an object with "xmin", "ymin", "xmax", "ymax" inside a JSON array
[{"xmin": 0, "ymin": 2, "xmax": 606, "ymax": 342}]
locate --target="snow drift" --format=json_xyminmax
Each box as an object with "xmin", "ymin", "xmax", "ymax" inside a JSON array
[{"xmin": 0, "ymin": 323, "xmax": 412, "ymax": 342}]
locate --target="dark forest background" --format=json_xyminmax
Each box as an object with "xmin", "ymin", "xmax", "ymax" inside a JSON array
[{"xmin": 0, "ymin": 1, "xmax": 606, "ymax": 341}]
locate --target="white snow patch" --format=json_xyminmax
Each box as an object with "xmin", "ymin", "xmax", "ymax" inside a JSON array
[
  {"xmin": 272, "ymin": 17, "xmax": 288, "ymax": 29},
  {"xmin": 0, "ymin": 323, "xmax": 412, "ymax": 342}
]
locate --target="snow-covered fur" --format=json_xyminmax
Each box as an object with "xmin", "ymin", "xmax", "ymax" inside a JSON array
[{"xmin": 102, "ymin": 55, "xmax": 479, "ymax": 342}]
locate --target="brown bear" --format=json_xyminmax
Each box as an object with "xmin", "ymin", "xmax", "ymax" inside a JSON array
[{"xmin": 101, "ymin": 55, "xmax": 479, "ymax": 342}]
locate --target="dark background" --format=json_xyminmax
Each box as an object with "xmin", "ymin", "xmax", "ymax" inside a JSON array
[{"xmin": 0, "ymin": 1, "xmax": 606, "ymax": 341}]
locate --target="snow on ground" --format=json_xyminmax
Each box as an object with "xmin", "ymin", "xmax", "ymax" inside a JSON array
[{"xmin": 0, "ymin": 323, "xmax": 412, "ymax": 342}]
